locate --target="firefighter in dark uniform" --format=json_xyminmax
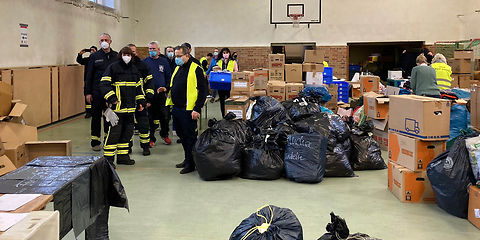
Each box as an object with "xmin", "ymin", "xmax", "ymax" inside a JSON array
[
  {"xmin": 85, "ymin": 33, "xmax": 118, "ymax": 151},
  {"xmin": 76, "ymin": 46, "xmax": 97, "ymax": 118},
  {"xmin": 127, "ymin": 44, "xmax": 155, "ymax": 156},
  {"xmin": 166, "ymin": 45, "xmax": 208, "ymax": 174},
  {"xmin": 100, "ymin": 46, "xmax": 146, "ymax": 165}
]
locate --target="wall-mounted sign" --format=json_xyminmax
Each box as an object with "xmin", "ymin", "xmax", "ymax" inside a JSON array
[{"xmin": 20, "ymin": 23, "xmax": 28, "ymax": 47}]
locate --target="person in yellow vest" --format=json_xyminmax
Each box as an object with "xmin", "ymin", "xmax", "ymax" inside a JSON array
[
  {"xmin": 200, "ymin": 53, "xmax": 213, "ymax": 72},
  {"xmin": 431, "ymin": 53, "xmax": 453, "ymax": 90},
  {"xmin": 166, "ymin": 45, "xmax": 208, "ymax": 174},
  {"xmin": 216, "ymin": 48, "xmax": 239, "ymax": 117},
  {"xmin": 323, "ymin": 61, "xmax": 328, "ymax": 67}
]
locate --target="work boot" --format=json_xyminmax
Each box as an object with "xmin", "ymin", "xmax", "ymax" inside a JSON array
[
  {"xmin": 175, "ymin": 161, "xmax": 185, "ymax": 168},
  {"xmin": 117, "ymin": 155, "xmax": 135, "ymax": 165},
  {"xmin": 176, "ymin": 139, "xmax": 182, "ymax": 144},
  {"xmin": 92, "ymin": 145, "xmax": 101, "ymax": 151},
  {"xmin": 163, "ymin": 137, "xmax": 172, "ymax": 145},
  {"xmin": 180, "ymin": 166, "xmax": 195, "ymax": 174},
  {"xmin": 85, "ymin": 112, "xmax": 92, "ymax": 118},
  {"xmin": 142, "ymin": 146, "xmax": 151, "ymax": 156}
]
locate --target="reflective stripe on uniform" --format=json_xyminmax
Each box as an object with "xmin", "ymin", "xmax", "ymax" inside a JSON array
[
  {"xmin": 113, "ymin": 82, "xmax": 137, "ymax": 87},
  {"xmin": 91, "ymin": 136, "xmax": 101, "ymax": 141},
  {"xmin": 117, "ymin": 143, "xmax": 130, "ymax": 148},
  {"xmin": 153, "ymin": 120, "xmax": 160, "ymax": 125},
  {"xmin": 146, "ymin": 89, "xmax": 155, "ymax": 94},
  {"xmin": 104, "ymin": 145, "xmax": 117, "ymax": 150},
  {"xmin": 101, "ymin": 76, "xmax": 112, "ymax": 82},
  {"xmin": 135, "ymin": 95, "xmax": 145, "ymax": 100},
  {"xmin": 104, "ymin": 151, "xmax": 116, "ymax": 157},
  {"xmin": 85, "ymin": 105, "xmax": 92, "ymax": 109},
  {"xmin": 104, "ymin": 91, "xmax": 115, "ymax": 100},
  {"xmin": 114, "ymin": 108, "xmax": 136, "ymax": 113},
  {"xmin": 117, "ymin": 150, "xmax": 129, "ymax": 155}
]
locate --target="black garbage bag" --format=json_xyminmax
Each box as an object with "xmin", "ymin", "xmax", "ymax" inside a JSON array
[
  {"xmin": 216, "ymin": 113, "xmax": 253, "ymax": 146},
  {"xmin": 193, "ymin": 121, "xmax": 242, "ymax": 181},
  {"xmin": 325, "ymin": 142, "xmax": 355, "ymax": 177},
  {"xmin": 230, "ymin": 205, "xmax": 303, "ymax": 240},
  {"xmin": 427, "ymin": 136, "xmax": 476, "ymax": 218},
  {"xmin": 317, "ymin": 212, "xmax": 349, "ymax": 240},
  {"xmin": 283, "ymin": 97, "xmax": 320, "ymax": 121},
  {"xmin": 295, "ymin": 113, "xmax": 350, "ymax": 146},
  {"xmin": 273, "ymin": 121, "xmax": 299, "ymax": 148},
  {"xmin": 284, "ymin": 133, "xmax": 328, "ymax": 183},
  {"xmin": 249, "ymin": 96, "xmax": 289, "ymax": 130},
  {"xmin": 350, "ymin": 134, "xmax": 386, "ymax": 170},
  {"xmin": 241, "ymin": 131, "xmax": 284, "ymax": 180}
]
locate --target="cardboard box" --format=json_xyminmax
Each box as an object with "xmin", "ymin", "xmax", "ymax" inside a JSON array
[
  {"xmin": 267, "ymin": 81, "xmax": 286, "ymax": 101},
  {"xmin": 0, "ymin": 155, "xmax": 16, "ymax": 176},
  {"xmin": 304, "ymin": 50, "xmax": 324, "ymax": 63},
  {"xmin": 387, "ymin": 161, "xmax": 393, "ymax": 191},
  {"xmin": 454, "ymin": 50, "xmax": 474, "ymax": 59},
  {"xmin": 388, "ymin": 70, "xmax": 403, "ymax": 80},
  {"xmin": 389, "ymin": 161, "xmax": 436, "ymax": 203},
  {"xmin": 385, "ymin": 86, "xmax": 401, "ymax": 96},
  {"xmin": 472, "ymin": 86, "xmax": 480, "ymax": 129},
  {"xmin": 364, "ymin": 92, "xmax": 389, "ymax": 120},
  {"xmin": 253, "ymin": 69, "xmax": 269, "ymax": 90},
  {"xmin": 253, "ymin": 90, "xmax": 267, "ymax": 97},
  {"xmin": 0, "ymin": 82, "xmax": 13, "ymax": 116},
  {"xmin": 302, "ymin": 63, "xmax": 324, "ymax": 73},
  {"xmin": 472, "ymin": 80, "xmax": 480, "ymax": 86},
  {"xmin": 285, "ymin": 83, "xmax": 304, "ymax": 100},
  {"xmin": 268, "ymin": 54, "xmax": 285, "ymax": 69},
  {"xmin": 231, "ymin": 71, "xmax": 254, "ymax": 94},
  {"xmin": 372, "ymin": 119, "xmax": 388, "ymax": 151},
  {"xmin": 389, "ymin": 95, "xmax": 451, "ymax": 140},
  {"xmin": 388, "ymin": 132, "xmax": 446, "ymax": 171},
  {"xmin": 5, "ymin": 143, "xmax": 27, "ymax": 168},
  {"xmin": 360, "ymin": 75, "xmax": 380, "ymax": 93},
  {"xmin": 306, "ymin": 72, "xmax": 323, "ymax": 86},
  {"xmin": 0, "ymin": 137, "xmax": 4, "ymax": 156},
  {"xmin": 468, "ymin": 185, "xmax": 480, "ymax": 229},
  {"xmin": 449, "ymin": 59, "xmax": 472, "ymax": 74},
  {"xmin": 326, "ymin": 84, "xmax": 338, "ymax": 99},
  {"xmin": 269, "ymin": 68, "xmax": 284, "ymax": 82},
  {"xmin": 348, "ymin": 82, "xmax": 361, "ymax": 98},
  {"xmin": 475, "ymin": 71, "xmax": 480, "ymax": 80},
  {"xmin": 285, "ymin": 64, "xmax": 303, "ymax": 83},
  {"xmin": 230, "ymin": 88, "xmax": 254, "ymax": 98},
  {"xmin": 25, "ymin": 140, "xmax": 72, "ymax": 162},
  {"xmin": 452, "ymin": 74, "xmax": 473, "ymax": 88},
  {"xmin": 225, "ymin": 97, "xmax": 250, "ymax": 120},
  {"xmin": 0, "ymin": 101, "xmax": 27, "ymax": 122}
]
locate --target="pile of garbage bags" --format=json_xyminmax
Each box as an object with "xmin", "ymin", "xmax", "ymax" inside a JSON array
[{"xmin": 193, "ymin": 93, "xmax": 387, "ymax": 182}]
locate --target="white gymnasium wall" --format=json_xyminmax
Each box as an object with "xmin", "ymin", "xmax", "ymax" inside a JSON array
[
  {"xmin": 133, "ymin": 0, "xmax": 465, "ymax": 52},
  {"xmin": 0, "ymin": 0, "xmax": 138, "ymax": 68},
  {"xmin": 460, "ymin": 0, "xmax": 480, "ymax": 40}
]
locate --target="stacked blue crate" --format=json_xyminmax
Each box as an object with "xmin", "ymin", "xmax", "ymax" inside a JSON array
[
  {"xmin": 208, "ymin": 72, "xmax": 232, "ymax": 91},
  {"xmin": 332, "ymin": 80, "xmax": 349, "ymax": 103},
  {"xmin": 323, "ymin": 67, "xmax": 333, "ymax": 84}
]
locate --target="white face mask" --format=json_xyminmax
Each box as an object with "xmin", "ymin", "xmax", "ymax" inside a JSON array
[
  {"xmin": 122, "ymin": 55, "xmax": 131, "ymax": 64},
  {"xmin": 101, "ymin": 41, "xmax": 110, "ymax": 49}
]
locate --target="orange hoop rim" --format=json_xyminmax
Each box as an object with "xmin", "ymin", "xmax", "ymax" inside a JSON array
[{"xmin": 288, "ymin": 14, "xmax": 304, "ymax": 21}]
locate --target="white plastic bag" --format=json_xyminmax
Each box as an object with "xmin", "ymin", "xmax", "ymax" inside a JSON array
[{"xmin": 466, "ymin": 136, "xmax": 480, "ymax": 181}]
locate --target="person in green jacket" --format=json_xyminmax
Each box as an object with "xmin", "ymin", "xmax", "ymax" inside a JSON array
[
  {"xmin": 410, "ymin": 54, "xmax": 441, "ymax": 98},
  {"xmin": 431, "ymin": 53, "xmax": 453, "ymax": 90}
]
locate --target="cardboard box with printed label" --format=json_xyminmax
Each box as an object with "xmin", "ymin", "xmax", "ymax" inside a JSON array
[
  {"xmin": 306, "ymin": 72, "xmax": 323, "ymax": 86},
  {"xmin": 389, "ymin": 161, "xmax": 436, "ymax": 203},
  {"xmin": 269, "ymin": 68, "xmax": 284, "ymax": 82},
  {"xmin": 225, "ymin": 97, "xmax": 250, "ymax": 120},
  {"xmin": 449, "ymin": 59, "xmax": 472, "ymax": 74},
  {"xmin": 268, "ymin": 54, "xmax": 285, "ymax": 69},
  {"xmin": 472, "ymin": 86, "xmax": 480, "ymax": 129},
  {"xmin": 389, "ymin": 95, "xmax": 451, "ymax": 140},
  {"xmin": 231, "ymin": 71, "xmax": 254, "ymax": 95},
  {"xmin": 454, "ymin": 50, "xmax": 474, "ymax": 59},
  {"xmin": 372, "ymin": 119, "xmax": 388, "ymax": 151},
  {"xmin": 285, "ymin": 64, "xmax": 303, "ymax": 83},
  {"xmin": 388, "ymin": 132, "xmax": 446, "ymax": 171},
  {"xmin": 451, "ymin": 74, "xmax": 473, "ymax": 88},
  {"xmin": 302, "ymin": 63, "xmax": 324, "ymax": 73},
  {"xmin": 267, "ymin": 81, "xmax": 286, "ymax": 101},
  {"xmin": 0, "ymin": 155, "xmax": 16, "ymax": 176},
  {"xmin": 364, "ymin": 92, "xmax": 389, "ymax": 120},
  {"xmin": 304, "ymin": 50, "xmax": 324, "ymax": 63},
  {"xmin": 253, "ymin": 90, "xmax": 267, "ymax": 97},
  {"xmin": 25, "ymin": 140, "xmax": 72, "ymax": 162},
  {"xmin": 468, "ymin": 185, "xmax": 480, "ymax": 229},
  {"xmin": 285, "ymin": 83, "xmax": 304, "ymax": 100},
  {"xmin": 253, "ymin": 69, "xmax": 269, "ymax": 90},
  {"xmin": 360, "ymin": 75, "xmax": 380, "ymax": 93}
]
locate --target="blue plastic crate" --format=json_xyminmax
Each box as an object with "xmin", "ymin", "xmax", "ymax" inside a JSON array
[
  {"xmin": 323, "ymin": 76, "xmax": 333, "ymax": 84},
  {"xmin": 349, "ymin": 65, "xmax": 361, "ymax": 72},
  {"xmin": 209, "ymin": 72, "xmax": 232, "ymax": 90},
  {"xmin": 338, "ymin": 95, "xmax": 349, "ymax": 103},
  {"xmin": 323, "ymin": 67, "xmax": 333, "ymax": 77}
]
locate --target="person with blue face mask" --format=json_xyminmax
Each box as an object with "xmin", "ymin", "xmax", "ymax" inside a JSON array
[
  {"xmin": 143, "ymin": 41, "xmax": 173, "ymax": 146},
  {"xmin": 165, "ymin": 46, "xmax": 176, "ymax": 72}
]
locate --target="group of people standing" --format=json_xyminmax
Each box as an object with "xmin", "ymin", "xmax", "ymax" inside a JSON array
[
  {"xmin": 410, "ymin": 52, "xmax": 453, "ymax": 98},
  {"xmin": 77, "ymin": 33, "xmax": 208, "ymax": 174}
]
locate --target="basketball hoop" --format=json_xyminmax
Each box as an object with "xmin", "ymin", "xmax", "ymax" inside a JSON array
[{"xmin": 289, "ymin": 14, "xmax": 304, "ymax": 28}]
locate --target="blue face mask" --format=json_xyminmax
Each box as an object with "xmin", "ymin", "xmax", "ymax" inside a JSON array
[
  {"xmin": 175, "ymin": 57, "xmax": 184, "ymax": 66},
  {"xmin": 149, "ymin": 51, "xmax": 158, "ymax": 58},
  {"xmin": 167, "ymin": 52, "xmax": 174, "ymax": 58}
]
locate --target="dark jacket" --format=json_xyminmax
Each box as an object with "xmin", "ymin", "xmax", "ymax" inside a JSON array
[
  {"xmin": 85, "ymin": 48, "xmax": 118, "ymax": 96},
  {"xmin": 100, "ymin": 60, "xmax": 146, "ymax": 113},
  {"xmin": 133, "ymin": 56, "xmax": 154, "ymax": 103},
  {"xmin": 143, "ymin": 55, "xmax": 172, "ymax": 91},
  {"xmin": 170, "ymin": 58, "xmax": 208, "ymax": 113},
  {"xmin": 77, "ymin": 54, "xmax": 90, "ymax": 81}
]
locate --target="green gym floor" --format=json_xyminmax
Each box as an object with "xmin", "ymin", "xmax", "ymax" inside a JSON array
[{"xmin": 40, "ymin": 102, "xmax": 480, "ymax": 240}]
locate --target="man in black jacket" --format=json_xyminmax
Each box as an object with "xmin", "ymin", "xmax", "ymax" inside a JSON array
[
  {"xmin": 76, "ymin": 46, "xmax": 97, "ymax": 118},
  {"xmin": 85, "ymin": 33, "xmax": 118, "ymax": 151},
  {"xmin": 166, "ymin": 45, "xmax": 208, "ymax": 174}
]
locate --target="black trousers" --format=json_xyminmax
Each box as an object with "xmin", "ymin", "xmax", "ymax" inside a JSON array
[
  {"xmin": 134, "ymin": 109, "xmax": 150, "ymax": 148},
  {"xmin": 85, "ymin": 99, "xmax": 92, "ymax": 114},
  {"xmin": 91, "ymin": 92, "xmax": 108, "ymax": 147},
  {"xmin": 103, "ymin": 113, "xmax": 134, "ymax": 162},
  {"xmin": 218, "ymin": 90, "xmax": 230, "ymax": 117},
  {"xmin": 171, "ymin": 106, "xmax": 198, "ymax": 168},
  {"xmin": 149, "ymin": 92, "xmax": 170, "ymax": 141}
]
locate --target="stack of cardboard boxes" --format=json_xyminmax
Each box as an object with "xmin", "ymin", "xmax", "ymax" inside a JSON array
[
  {"xmin": 387, "ymin": 95, "xmax": 451, "ymax": 203},
  {"xmin": 0, "ymin": 82, "xmax": 72, "ymax": 175},
  {"xmin": 364, "ymin": 92, "xmax": 390, "ymax": 151},
  {"xmin": 303, "ymin": 50, "xmax": 325, "ymax": 86},
  {"xmin": 267, "ymin": 54, "xmax": 287, "ymax": 101},
  {"xmin": 285, "ymin": 63, "xmax": 304, "ymax": 100},
  {"xmin": 225, "ymin": 71, "xmax": 254, "ymax": 119},
  {"xmin": 450, "ymin": 50, "xmax": 473, "ymax": 88}
]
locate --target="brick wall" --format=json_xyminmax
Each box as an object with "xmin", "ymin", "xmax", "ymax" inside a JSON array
[{"xmin": 195, "ymin": 46, "xmax": 349, "ymax": 79}]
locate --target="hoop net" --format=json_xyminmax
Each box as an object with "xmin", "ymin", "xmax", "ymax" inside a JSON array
[{"xmin": 289, "ymin": 14, "xmax": 304, "ymax": 28}]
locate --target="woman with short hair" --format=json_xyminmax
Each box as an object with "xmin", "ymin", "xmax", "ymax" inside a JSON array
[{"xmin": 410, "ymin": 54, "xmax": 441, "ymax": 98}]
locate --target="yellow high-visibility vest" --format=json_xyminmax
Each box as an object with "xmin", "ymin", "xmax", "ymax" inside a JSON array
[
  {"xmin": 217, "ymin": 59, "xmax": 235, "ymax": 71},
  {"xmin": 165, "ymin": 62, "xmax": 200, "ymax": 111},
  {"xmin": 431, "ymin": 62, "xmax": 452, "ymax": 90}
]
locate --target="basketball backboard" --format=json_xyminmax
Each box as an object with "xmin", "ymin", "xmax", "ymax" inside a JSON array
[{"xmin": 270, "ymin": 0, "xmax": 321, "ymax": 27}]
